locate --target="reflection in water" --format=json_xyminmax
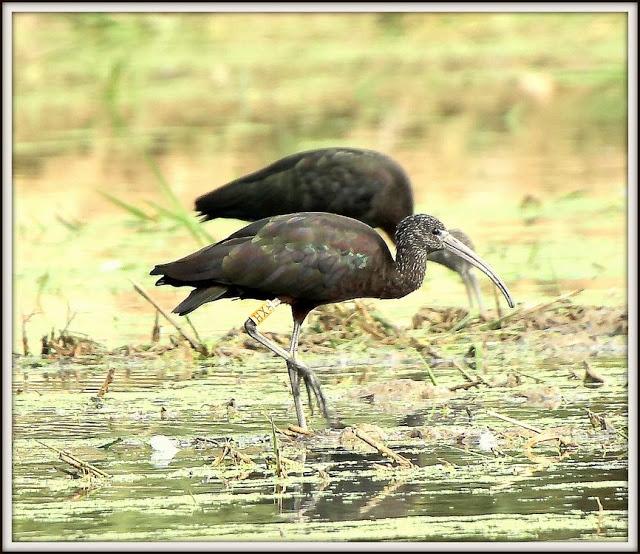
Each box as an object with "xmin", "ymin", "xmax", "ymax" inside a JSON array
[
  {"xmin": 12, "ymin": 352, "xmax": 628, "ymax": 541},
  {"xmin": 149, "ymin": 435, "xmax": 180, "ymax": 468},
  {"xmin": 11, "ymin": 11, "xmax": 628, "ymax": 542},
  {"xmin": 267, "ymin": 447, "xmax": 627, "ymax": 529}
]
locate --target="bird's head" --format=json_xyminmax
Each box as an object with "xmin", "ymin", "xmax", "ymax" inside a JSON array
[{"xmin": 395, "ymin": 214, "xmax": 515, "ymax": 308}]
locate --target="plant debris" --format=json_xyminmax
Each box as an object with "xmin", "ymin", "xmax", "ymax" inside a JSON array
[
  {"xmin": 348, "ymin": 379, "xmax": 452, "ymax": 405},
  {"xmin": 342, "ymin": 425, "xmax": 414, "ymax": 468},
  {"xmin": 36, "ymin": 440, "xmax": 110, "ymax": 479},
  {"xmin": 41, "ymin": 328, "xmax": 103, "ymax": 359},
  {"xmin": 583, "ymin": 360, "xmax": 606, "ymax": 386}
]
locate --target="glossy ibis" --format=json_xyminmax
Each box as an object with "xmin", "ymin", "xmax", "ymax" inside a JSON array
[
  {"xmin": 194, "ymin": 147, "xmax": 485, "ymax": 310},
  {"xmin": 427, "ymin": 229, "xmax": 485, "ymax": 312},
  {"xmin": 151, "ymin": 212, "xmax": 514, "ymax": 428}
]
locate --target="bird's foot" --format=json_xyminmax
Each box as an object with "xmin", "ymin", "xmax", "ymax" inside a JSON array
[
  {"xmin": 243, "ymin": 316, "xmax": 331, "ymax": 424},
  {"xmin": 288, "ymin": 359, "xmax": 329, "ymax": 422}
]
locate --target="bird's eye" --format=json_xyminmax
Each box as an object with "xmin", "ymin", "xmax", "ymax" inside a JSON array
[{"xmin": 432, "ymin": 228, "xmax": 442, "ymax": 236}]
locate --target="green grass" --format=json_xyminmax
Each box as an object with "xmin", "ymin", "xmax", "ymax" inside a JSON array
[
  {"xmin": 12, "ymin": 12, "xmax": 628, "ymax": 350},
  {"xmin": 14, "ymin": 12, "xmax": 627, "ymax": 161}
]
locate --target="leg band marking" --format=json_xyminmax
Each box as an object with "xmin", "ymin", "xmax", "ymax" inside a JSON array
[{"xmin": 249, "ymin": 299, "xmax": 281, "ymax": 325}]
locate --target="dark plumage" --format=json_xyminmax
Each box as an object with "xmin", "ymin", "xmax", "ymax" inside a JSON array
[
  {"xmin": 195, "ymin": 147, "xmax": 412, "ymax": 243},
  {"xmin": 194, "ymin": 147, "xmax": 484, "ymax": 310},
  {"xmin": 151, "ymin": 212, "xmax": 514, "ymax": 428}
]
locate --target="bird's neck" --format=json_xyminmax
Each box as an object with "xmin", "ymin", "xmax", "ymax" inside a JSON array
[{"xmin": 385, "ymin": 244, "xmax": 428, "ymax": 298}]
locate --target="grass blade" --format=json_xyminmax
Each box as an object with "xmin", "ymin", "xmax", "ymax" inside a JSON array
[
  {"xmin": 142, "ymin": 155, "xmax": 214, "ymax": 245},
  {"xmin": 100, "ymin": 191, "xmax": 155, "ymax": 222}
]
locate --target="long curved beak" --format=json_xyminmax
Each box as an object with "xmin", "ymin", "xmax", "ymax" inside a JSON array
[{"xmin": 438, "ymin": 230, "xmax": 515, "ymax": 308}]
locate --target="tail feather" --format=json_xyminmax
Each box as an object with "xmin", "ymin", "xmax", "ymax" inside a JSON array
[
  {"xmin": 173, "ymin": 285, "xmax": 228, "ymax": 316},
  {"xmin": 149, "ymin": 240, "xmax": 244, "ymax": 284}
]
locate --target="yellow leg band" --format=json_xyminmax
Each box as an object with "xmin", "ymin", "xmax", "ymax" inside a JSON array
[{"xmin": 249, "ymin": 299, "xmax": 281, "ymax": 325}]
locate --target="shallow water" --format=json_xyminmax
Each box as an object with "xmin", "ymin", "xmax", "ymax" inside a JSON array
[
  {"xmin": 11, "ymin": 12, "xmax": 629, "ymax": 544},
  {"xmin": 12, "ymin": 344, "xmax": 628, "ymax": 542}
]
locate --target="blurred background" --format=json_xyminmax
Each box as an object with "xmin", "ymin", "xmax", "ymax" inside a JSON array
[{"xmin": 12, "ymin": 12, "xmax": 628, "ymax": 349}]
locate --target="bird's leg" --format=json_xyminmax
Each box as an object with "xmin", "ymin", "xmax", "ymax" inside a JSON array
[
  {"xmin": 468, "ymin": 271, "xmax": 486, "ymax": 317},
  {"xmin": 289, "ymin": 319, "xmax": 316, "ymax": 417},
  {"xmin": 247, "ymin": 299, "xmax": 306, "ymax": 424},
  {"xmin": 244, "ymin": 313, "xmax": 329, "ymax": 425},
  {"xmin": 462, "ymin": 271, "xmax": 475, "ymax": 311},
  {"xmin": 462, "ymin": 270, "xmax": 487, "ymax": 318},
  {"xmin": 287, "ymin": 320, "xmax": 307, "ymax": 428}
]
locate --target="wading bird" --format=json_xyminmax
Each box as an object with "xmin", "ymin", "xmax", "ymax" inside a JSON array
[
  {"xmin": 151, "ymin": 212, "xmax": 513, "ymax": 429},
  {"xmin": 427, "ymin": 229, "xmax": 485, "ymax": 312},
  {"xmin": 195, "ymin": 147, "xmax": 485, "ymax": 311}
]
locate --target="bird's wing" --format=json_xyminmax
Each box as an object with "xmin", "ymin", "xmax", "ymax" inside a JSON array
[
  {"xmin": 153, "ymin": 213, "xmax": 393, "ymax": 301},
  {"xmin": 194, "ymin": 148, "xmax": 412, "ymax": 226}
]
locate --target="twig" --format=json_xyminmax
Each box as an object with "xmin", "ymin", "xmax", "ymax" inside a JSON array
[
  {"xmin": 586, "ymin": 409, "xmax": 627, "ymax": 440},
  {"xmin": 212, "ymin": 441, "xmax": 255, "ymax": 467},
  {"xmin": 274, "ymin": 427, "xmax": 297, "ymax": 439},
  {"xmin": 130, "ymin": 280, "xmax": 208, "ymax": 356},
  {"xmin": 445, "ymin": 443, "xmax": 495, "ymax": 459},
  {"xmin": 229, "ymin": 445, "xmax": 255, "ymax": 465},
  {"xmin": 524, "ymin": 432, "xmax": 577, "ymax": 451},
  {"xmin": 583, "ymin": 360, "xmax": 606, "ymax": 385},
  {"xmin": 595, "ymin": 496, "xmax": 604, "ymax": 514},
  {"xmin": 22, "ymin": 312, "xmax": 39, "ymax": 356},
  {"xmin": 359, "ymin": 476, "xmax": 407, "ymax": 515},
  {"xmin": 451, "ymin": 313, "xmax": 473, "ymax": 332},
  {"xmin": 96, "ymin": 367, "xmax": 115, "ymax": 399},
  {"xmin": 151, "ymin": 310, "xmax": 160, "ymax": 343},
  {"xmin": 472, "ymin": 342, "xmax": 484, "ymax": 373},
  {"xmin": 287, "ymin": 424, "xmax": 314, "ymax": 436},
  {"xmin": 459, "ymin": 351, "xmax": 492, "ymax": 387},
  {"xmin": 185, "ymin": 315, "xmax": 203, "ymax": 344},
  {"xmin": 595, "ymin": 496, "xmax": 604, "ymax": 535},
  {"xmin": 187, "ymin": 488, "xmax": 201, "ymax": 509},
  {"xmin": 480, "ymin": 288, "xmax": 583, "ymax": 330},
  {"xmin": 410, "ymin": 339, "xmax": 442, "ymax": 386},
  {"xmin": 36, "ymin": 440, "xmax": 109, "ymax": 478},
  {"xmin": 267, "ymin": 415, "xmax": 284, "ymax": 477},
  {"xmin": 424, "ymin": 364, "xmax": 439, "ymax": 388},
  {"xmin": 354, "ymin": 302, "xmax": 387, "ymax": 339},
  {"xmin": 60, "ymin": 303, "xmax": 77, "ymax": 336},
  {"xmin": 353, "ymin": 427, "xmax": 414, "ymax": 467},
  {"xmin": 211, "ymin": 444, "xmax": 229, "ymax": 466},
  {"xmin": 492, "ymin": 285, "xmax": 504, "ymax": 320},
  {"xmin": 414, "ymin": 349, "xmax": 439, "ymax": 386},
  {"xmin": 451, "ymin": 360, "xmax": 478, "ymax": 384},
  {"xmin": 449, "ymin": 380, "xmax": 483, "ymax": 392},
  {"xmin": 513, "ymin": 368, "xmax": 546, "ymax": 384},
  {"xmin": 409, "ymin": 338, "xmax": 443, "ymax": 361},
  {"xmin": 97, "ymin": 437, "xmax": 122, "ymax": 449},
  {"xmin": 194, "ymin": 436, "xmax": 223, "ymax": 447},
  {"xmin": 485, "ymin": 409, "xmax": 543, "ymax": 434},
  {"xmin": 487, "ymin": 410, "xmax": 574, "ymax": 449}
]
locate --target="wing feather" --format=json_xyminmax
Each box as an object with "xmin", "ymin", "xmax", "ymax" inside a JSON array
[{"xmin": 151, "ymin": 213, "xmax": 393, "ymax": 302}]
